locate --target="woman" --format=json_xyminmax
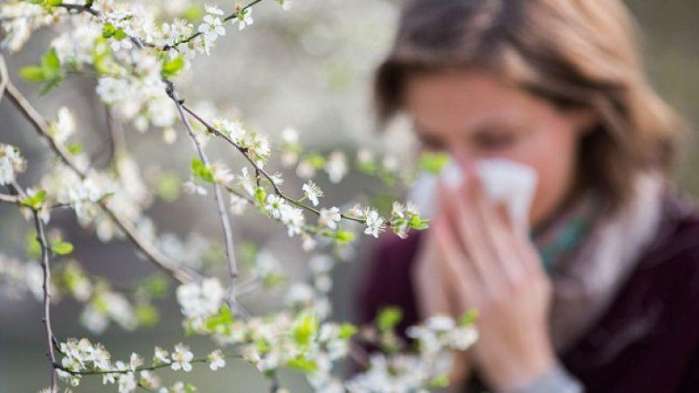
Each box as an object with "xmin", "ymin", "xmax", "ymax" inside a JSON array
[{"xmin": 357, "ymin": 1, "xmax": 699, "ymax": 392}]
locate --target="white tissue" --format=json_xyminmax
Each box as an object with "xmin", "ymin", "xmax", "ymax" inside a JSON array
[{"xmin": 408, "ymin": 158, "xmax": 538, "ymax": 233}]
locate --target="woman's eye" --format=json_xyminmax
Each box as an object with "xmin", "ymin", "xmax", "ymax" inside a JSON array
[
  {"xmin": 417, "ymin": 134, "xmax": 446, "ymax": 151},
  {"xmin": 473, "ymin": 132, "xmax": 517, "ymax": 151}
]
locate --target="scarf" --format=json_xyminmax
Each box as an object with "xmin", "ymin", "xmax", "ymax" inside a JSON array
[{"xmin": 531, "ymin": 172, "xmax": 666, "ymax": 352}]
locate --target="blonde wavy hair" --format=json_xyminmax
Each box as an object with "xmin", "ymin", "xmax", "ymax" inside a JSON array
[{"xmin": 375, "ymin": 0, "xmax": 686, "ymax": 210}]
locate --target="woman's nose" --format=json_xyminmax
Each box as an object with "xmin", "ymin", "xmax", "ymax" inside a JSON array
[{"xmin": 449, "ymin": 149, "xmax": 477, "ymax": 173}]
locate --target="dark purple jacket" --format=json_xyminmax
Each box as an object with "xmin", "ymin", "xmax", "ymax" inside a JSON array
[{"xmin": 357, "ymin": 192, "xmax": 699, "ymax": 393}]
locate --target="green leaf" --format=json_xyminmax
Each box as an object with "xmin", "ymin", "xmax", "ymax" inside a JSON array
[
  {"xmin": 338, "ymin": 323, "xmax": 358, "ymax": 340},
  {"xmin": 334, "ymin": 230, "xmax": 355, "ymax": 245},
  {"xmin": 40, "ymin": 48, "xmax": 61, "ymax": 79},
  {"xmin": 256, "ymin": 338, "xmax": 270, "ymax": 354},
  {"xmin": 62, "ymin": 262, "xmax": 86, "ymax": 294},
  {"xmin": 93, "ymin": 38, "xmax": 115, "ymax": 75},
  {"xmin": 20, "ymin": 190, "xmax": 47, "ymax": 210},
  {"xmin": 377, "ymin": 306, "xmax": 402, "ymax": 332},
  {"xmin": 254, "ymin": 187, "xmax": 267, "ymax": 205},
  {"xmin": 139, "ymin": 275, "xmax": 169, "ymax": 299},
  {"xmin": 157, "ymin": 173, "xmax": 180, "ymax": 202},
  {"xmin": 30, "ymin": 0, "xmax": 63, "ymax": 8},
  {"xmin": 136, "ymin": 303, "xmax": 159, "ymax": 327},
  {"xmin": 205, "ymin": 304, "xmax": 234, "ymax": 334},
  {"xmin": 429, "ymin": 374, "xmax": 450, "ymax": 388},
  {"xmin": 113, "ymin": 29, "xmax": 127, "ymax": 41},
  {"xmin": 292, "ymin": 314, "xmax": 318, "ymax": 347},
  {"xmin": 418, "ymin": 151, "xmax": 450, "ymax": 174},
  {"xmin": 161, "ymin": 56, "xmax": 185, "ymax": 78},
  {"xmin": 304, "ymin": 153, "xmax": 326, "ymax": 169},
  {"xmin": 25, "ymin": 231, "xmax": 41, "ymax": 259},
  {"xmin": 39, "ymin": 76, "xmax": 63, "ymax": 95},
  {"xmin": 51, "ymin": 240, "xmax": 74, "ymax": 256},
  {"xmin": 357, "ymin": 160, "xmax": 377, "ymax": 175},
  {"xmin": 191, "ymin": 158, "xmax": 214, "ymax": 183},
  {"xmin": 66, "ymin": 143, "xmax": 83, "ymax": 155},
  {"xmin": 459, "ymin": 309, "xmax": 479, "ymax": 327},
  {"xmin": 286, "ymin": 356, "xmax": 318, "ymax": 373},
  {"xmin": 182, "ymin": 4, "xmax": 204, "ymax": 22},
  {"xmin": 19, "ymin": 66, "xmax": 46, "ymax": 82},
  {"xmin": 408, "ymin": 214, "xmax": 429, "ymax": 231},
  {"xmin": 102, "ymin": 23, "xmax": 117, "ymax": 39}
]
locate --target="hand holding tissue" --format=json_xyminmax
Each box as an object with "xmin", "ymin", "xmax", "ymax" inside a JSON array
[{"xmin": 409, "ymin": 158, "xmax": 538, "ymax": 233}]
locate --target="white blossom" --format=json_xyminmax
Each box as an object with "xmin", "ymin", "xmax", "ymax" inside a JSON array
[
  {"xmin": 302, "ymin": 181, "xmax": 323, "ymax": 206},
  {"xmin": 211, "ymin": 162, "xmax": 234, "ymax": 184},
  {"xmin": 279, "ymin": 203, "xmax": 305, "ymax": 236},
  {"xmin": 237, "ymin": 167, "xmax": 256, "ymax": 196},
  {"xmin": 198, "ymin": 6, "xmax": 226, "ymax": 48},
  {"xmin": 117, "ymin": 373, "xmax": 137, "ymax": 393},
  {"xmin": 318, "ymin": 207, "xmax": 341, "ymax": 230},
  {"xmin": 183, "ymin": 179, "xmax": 207, "ymax": 195},
  {"xmin": 325, "ymin": 151, "xmax": 348, "ymax": 183},
  {"xmin": 176, "ymin": 278, "xmax": 225, "ymax": 319},
  {"xmin": 276, "ymin": 0, "xmax": 293, "ymax": 11},
  {"xmin": 154, "ymin": 347, "xmax": 171, "ymax": 365},
  {"xmin": 208, "ymin": 349, "xmax": 226, "ymax": 370},
  {"xmin": 0, "ymin": 144, "xmax": 26, "ymax": 185},
  {"xmin": 230, "ymin": 194, "xmax": 248, "ymax": 215},
  {"xmin": 363, "ymin": 208, "xmax": 385, "ymax": 238},
  {"xmin": 235, "ymin": 7, "xmax": 254, "ymax": 31},
  {"xmin": 265, "ymin": 194, "xmax": 285, "ymax": 219},
  {"xmin": 53, "ymin": 107, "xmax": 75, "ymax": 144},
  {"xmin": 170, "ymin": 343, "xmax": 194, "ymax": 372}
]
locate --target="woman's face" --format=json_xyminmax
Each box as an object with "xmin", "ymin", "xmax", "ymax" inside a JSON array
[{"xmin": 403, "ymin": 68, "xmax": 595, "ymax": 227}]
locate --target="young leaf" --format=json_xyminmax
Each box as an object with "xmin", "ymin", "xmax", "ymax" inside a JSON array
[
  {"xmin": 377, "ymin": 306, "xmax": 402, "ymax": 332},
  {"xmin": 418, "ymin": 151, "xmax": 450, "ymax": 174},
  {"xmin": 51, "ymin": 240, "xmax": 74, "ymax": 256},
  {"xmin": 191, "ymin": 158, "xmax": 214, "ymax": 183},
  {"xmin": 20, "ymin": 190, "xmax": 47, "ymax": 210},
  {"xmin": 161, "ymin": 56, "xmax": 185, "ymax": 78},
  {"xmin": 19, "ymin": 66, "xmax": 46, "ymax": 82}
]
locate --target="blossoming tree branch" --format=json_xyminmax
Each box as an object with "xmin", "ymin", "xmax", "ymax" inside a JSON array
[{"xmin": 0, "ymin": 1, "xmax": 477, "ymax": 392}]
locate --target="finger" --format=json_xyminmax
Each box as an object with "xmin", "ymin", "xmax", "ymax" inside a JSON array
[
  {"xmin": 450, "ymin": 171, "xmax": 500, "ymax": 292},
  {"xmin": 414, "ymin": 219, "xmax": 458, "ymax": 318},
  {"xmin": 434, "ymin": 216, "xmax": 482, "ymax": 309},
  {"xmin": 475, "ymin": 195, "xmax": 527, "ymax": 287},
  {"xmin": 493, "ymin": 202, "xmax": 547, "ymax": 280}
]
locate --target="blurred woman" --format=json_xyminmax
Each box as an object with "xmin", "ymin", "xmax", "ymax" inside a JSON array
[{"xmin": 358, "ymin": 1, "xmax": 699, "ymax": 392}]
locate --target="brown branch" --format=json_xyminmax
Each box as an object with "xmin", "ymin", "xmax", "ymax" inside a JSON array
[
  {"xmin": 54, "ymin": 0, "xmax": 267, "ymax": 52},
  {"xmin": 8, "ymin": 182, "xmax": 58, "ymax": 393},
  {"xmin": 2, "ymin": 77, "xmax": 197, "ymax": 284},
  {"xmin": 163, "ymin": 0, "xmax": 267, "ymax": 51},
  {"xmin": 179, "ymin": 103, "xmax": 366, "ymax": 225},
  {"xmin": 55, "ymin": 353, "xmax": 241, "ymax": 376},
  {"xmin": 0, "ymin": 192, "xmax": 20, "ymax": 205},
  {"xmin": 167, "ymin": 83, "xmax": 238, "ymax": 304}
]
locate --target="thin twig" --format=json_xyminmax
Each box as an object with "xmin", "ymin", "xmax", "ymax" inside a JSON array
[
  {"xmin": 2, "ymin": 77, "xmax": 197, "ymax": 284},
  {"xmin": 166, "ymin": 82, "xmax": 238, "ymax": 304},
  {"xmin": 0, "ymin": 192, "xmax": 20, "ymax": 205},
  {"xmin": 57, "ymin": 3, "xmax": 99, "ymax": 17},
  {"xmin": 162, "ymin": 0, "xmax": 267, "ymax": 51},
  {"xmin": 51, "ymin": 0, "xmax": 266, "ymax": 52},
  {"xmin": 0, "ymin": 55, "xmax": 7, "ymax": 106},
  {"xmin": 8, "ymin": 182, "xmax": 58, "ymax": 392},
  {"xmin": 55, "ymin": 353, "xmax": 241, "ymax": 376},
  {"xmin": 179, "ymin": 103, "xmax": 366, "ymax": 224}
]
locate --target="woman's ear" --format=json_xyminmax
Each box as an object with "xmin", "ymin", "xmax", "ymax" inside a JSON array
[{"xmin": 565, "ymin": 107, "xmax": 599, "ymax": 136}]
